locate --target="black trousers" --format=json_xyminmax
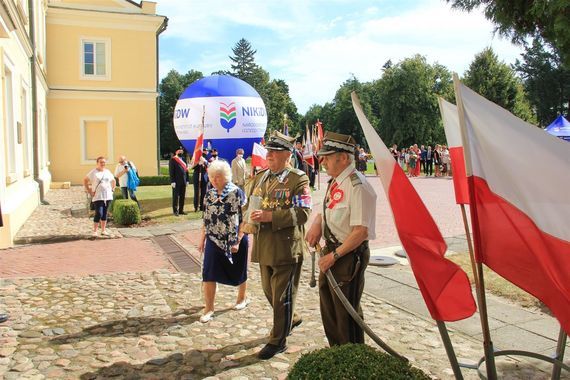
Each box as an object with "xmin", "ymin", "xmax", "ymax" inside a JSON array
[
  {"xmin": 193, "ymin": 176, "xmax": 207, "ymax": 211},
  {"xmin": 172, "ymin": 185, "xmax": 186, "ymax": 214},
  {"xmin": 425, "ymin": 159, "xmax": 433, "ymax": 176}
]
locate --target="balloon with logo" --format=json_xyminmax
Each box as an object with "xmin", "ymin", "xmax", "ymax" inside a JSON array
[{"xmin": 173, "ymin": 75, "xmax": 267, "ymax": 162}]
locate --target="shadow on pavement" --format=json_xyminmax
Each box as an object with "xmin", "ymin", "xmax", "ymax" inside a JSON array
[
  {"xmin": 79, "ymin": 337, "xmax": 267, "ymax": 379},
  {"xmin": 48, "ymin": 307, "xmax": 236, "ymax": 344}
]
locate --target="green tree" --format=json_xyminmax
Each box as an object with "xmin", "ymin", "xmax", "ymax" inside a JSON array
[
  {"xmin": 447, "ymin": 0, "xmax": 570, "ymax": 65},
  {"xmin": 372, "ymin": 55, "xmax": 453, "ymax": 147},
  {"xmin": 514, "ymin": 38, "xmax": 570, "ymax": 127},
  {"xmin": 229, "ymin": 38, "xmax": 258, "ymax": 84},
  {"xmin": 324, "ymin": 76, "xmax": 376, "ymax": 148},
  {"xmin": 463, "ymin": 47, "xmax": 535, "ymax": 122},
  {"xmin": 159, "ymin": 69, "xmax": 203, "ymax": 156}
]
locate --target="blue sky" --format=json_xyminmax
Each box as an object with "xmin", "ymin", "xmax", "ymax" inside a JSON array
[{"xmin": 156, "ymin": 0, "xmax": 524, "ymax": 114}]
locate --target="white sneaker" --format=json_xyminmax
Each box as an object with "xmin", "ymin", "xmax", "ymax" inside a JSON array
[
  {"xmin": 92, "ymin": 231, "xmax": 98, "ymax": 237},
  {"xmin": 233, "ymin": 299, "xmax": 250, "ymax": 310},
  {"xmin": 101, "ymin": 230, "xmax": 111, "ymax": 236},
  {"xmin": 200, "ymin": 311, "xmax": 214, "ymax": 323}
]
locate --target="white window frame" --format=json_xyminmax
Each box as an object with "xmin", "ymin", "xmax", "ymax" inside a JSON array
[
  {"xmin": 79, "ymin": 37, "xmax": 111, "ymax": 81},
  {"xmin": 3, "ymin": 56, "xmax": 17, "ymax": 183},
  {"xmin": 20, "ymin": 81, "xmax": 31, "ymax": 176},
  {"xmin": 80, "ymin": 116, "xmax": 114, "ymax": 165}
]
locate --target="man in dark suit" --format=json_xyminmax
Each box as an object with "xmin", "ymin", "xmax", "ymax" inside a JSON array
[
  {"xmin": 192, "ymin": 147, "xmax": 209, "ymax": 212},
  {"xmin": 169, "ymin": 147, "xmax": 189, "ymax": 216}
]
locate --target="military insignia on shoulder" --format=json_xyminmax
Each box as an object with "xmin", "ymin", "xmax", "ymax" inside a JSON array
[
  {"xmin": 350, "ymin": 172, "xmax": 362, "ymax": 186},
  {"xmin": 290, "ymin": 168, "xmax": 306, "ymax": 177}
]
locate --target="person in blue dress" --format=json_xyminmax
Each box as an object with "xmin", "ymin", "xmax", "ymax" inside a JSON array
[{"xmin": 197, "ymin": 160, "xmax": 249, "ymax": 323}]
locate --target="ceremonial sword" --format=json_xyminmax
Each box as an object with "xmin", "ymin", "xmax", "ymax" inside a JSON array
[{"xmin": 313, "ymin": 243, "xmax": 408, "ymax": 362}]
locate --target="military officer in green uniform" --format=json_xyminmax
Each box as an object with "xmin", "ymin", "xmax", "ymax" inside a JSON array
[
  {"xmin": 245, "ymin": 130, "xmax": 312, "ymax": 359},
  {"xmin": 305, "ymin": 132, "xmax": 377, "ymax": 346}
]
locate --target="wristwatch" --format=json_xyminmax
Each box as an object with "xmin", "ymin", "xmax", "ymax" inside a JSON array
[{"xmin": 332, "ymin": 250, "xmax": 341, "ymax": 261}]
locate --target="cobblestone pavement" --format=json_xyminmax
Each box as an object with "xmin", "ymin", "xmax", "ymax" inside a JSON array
[
  {"xmin": 1, "ymin": 177, "xmax": 561, "ymax": 379},
  {"xmin": 0, "ymin": 265, "xmax": 546, "ymax": 380},
  {"xmin": 14, "ymin": 187, "xmax": 107, "ymax": 244}
]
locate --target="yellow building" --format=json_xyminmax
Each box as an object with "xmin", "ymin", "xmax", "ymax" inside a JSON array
[
  {"xmin": 0, "ymin": 0, "xmax": 50, "ymax": 249},
  {"xmin": 0, "ymin": 0, "xmax": 166, "ymax": 248},
  {"xmin": 46, "ymin": 0, "xmax": 166, "ymax": 184}
]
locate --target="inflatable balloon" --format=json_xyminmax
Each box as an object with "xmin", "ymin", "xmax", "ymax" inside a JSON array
[{"xmin": 173, "ymin": 75, "xmax": 267, "ymax": 161}]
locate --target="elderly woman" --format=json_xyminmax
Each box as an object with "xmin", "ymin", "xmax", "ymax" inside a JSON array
[
  {"xmin": 197, "ymin": 160, "xmax": 249, "ymax": 323},
  {"xmin": 84, "ymin": 156, "xmax": 116, "ymax": 237}
]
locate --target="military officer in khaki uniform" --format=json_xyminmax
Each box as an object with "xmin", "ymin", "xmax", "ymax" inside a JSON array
[
  {"xmin": 305, "ymin": 132, "xmax": 377, "ymax": 346},
  {"xmin": 245, "ymin": 130, "xmax": 311, "ymax": 359}
]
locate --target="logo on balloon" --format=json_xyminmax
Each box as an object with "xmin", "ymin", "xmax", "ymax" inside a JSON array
[
  {"xmin": 219, "ymin": 102, "xmax": 237, "ymax": 132},
  {"xmin": 172, "ymin": 75, "xmax": 267, "ymax": 161}
]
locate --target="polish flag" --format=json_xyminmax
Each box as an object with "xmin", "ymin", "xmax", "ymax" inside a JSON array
[
  {"xmin": 192, "ymin": 131, "xmax": 204, "ymax": 166},
  {"xmin": 352, "ymin": 92, "xmax": 476, "ymax": 322},
  {"xmin": 315, "ymin": 119, "xmax": 324, "ymax": 151},
  {"xmin": 455, "ymin": 80, "xmax": 570, "ymax": 334},
  {"xmin": 251, "ymin": 142, "xmax": 268, "ymax": 169},
  {"xmin": 303, "ymin": 124, "xmax": 314, "ymax": 167},
  {"xmin": 439, "ymin": 98, "xmax": 469, "ymax": 204}
]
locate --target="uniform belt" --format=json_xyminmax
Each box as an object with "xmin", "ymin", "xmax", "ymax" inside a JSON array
[{"xmin": 324, "ymin": 240, "xmax": 369, "ymax": 253}]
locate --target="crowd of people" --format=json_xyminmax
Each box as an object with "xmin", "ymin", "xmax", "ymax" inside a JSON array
[
  {"xmin": 390, "ymin": 144, "xmax": 453, "ymax": 177},
  {"xmin": 81, "ymin": 133, "xmax": 454, "ymax": 360}
]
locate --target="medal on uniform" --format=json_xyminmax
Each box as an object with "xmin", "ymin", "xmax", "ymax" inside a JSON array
[
  {"xmin": 262, "ymin": 197, "xmax": 270, "ymax": 208},
  {"xmin": 328, "ymin": 188, "xmax": 344, "ymax": 209}
]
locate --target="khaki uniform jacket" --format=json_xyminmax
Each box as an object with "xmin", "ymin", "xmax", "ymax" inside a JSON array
[{"xmin": 245, "ymin": 168, "xmax": 311, "ymax": 266}]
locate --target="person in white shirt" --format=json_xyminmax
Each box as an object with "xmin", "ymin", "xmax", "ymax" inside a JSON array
[
  {"xmin": 84, "ymin": 156, "xmax": 116, "ymax": 237},
  {"xmin": 114, "ymin": 155, "xmax": 140, "ymax": 207},
  {"xmin": 231, "ymin": 148, "xmax": 248, "ymax": 190},
  {"xmin": 305, "ymin": 132, "xmax": 376, "ymax": 346}
]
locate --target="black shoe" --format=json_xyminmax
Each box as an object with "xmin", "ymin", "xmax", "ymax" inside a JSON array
[
  {"xmin": 292, "ymin": 318, "xmax": 303, "ymax": 330},
  {"xmin": 0, "ymin": 314, "xmax": 8, "ymax": 323},
  {"xmin": 179, "ymin": 211, "xmax": 187, "ymax": 215},
  {"xmin": 173, "ymin": 211, "xmax": 179, "ymax": 216},
  {"xmin": 257, "ymin": 343, "xmax": 287, "ymax": 360}
]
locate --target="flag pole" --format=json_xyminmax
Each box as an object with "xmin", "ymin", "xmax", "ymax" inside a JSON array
[
  {"xmin": 551, "ymin": 326, "xmax": 567, "ymax": 380},
  {"xmin": 436, "ymin": 321, "xmax": 464, "ymax": 379},
  {"xmin": 453, "ymin": 74, "xmax": 498, "ymax": 380}
]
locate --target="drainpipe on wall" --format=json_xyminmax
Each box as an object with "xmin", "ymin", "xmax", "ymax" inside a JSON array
[
  {"xmin": 155, "ymin": 16, "xmax": 168, "ymax": 174},
  {"xmin": 28, "ymin": 0, "xmax": 48, "ymax": 204}
]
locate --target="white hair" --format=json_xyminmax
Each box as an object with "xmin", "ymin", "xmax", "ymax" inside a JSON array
[
  {"xmin": 208, "ymin": 160, "xmax": 232, "ymax": 183},
  {"xmin": 346, "ymin": 153, "xmax": 354, "ymax": 164}
]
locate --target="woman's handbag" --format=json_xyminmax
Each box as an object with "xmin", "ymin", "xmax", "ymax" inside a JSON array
[{"xmin": 89, "ymin": 175, "xmax": 104, "ymax": 211}]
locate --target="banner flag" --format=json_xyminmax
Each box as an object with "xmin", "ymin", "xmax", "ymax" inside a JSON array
[{"xmin": 352, "ymin": 92, "xmax": 476, "ymax": 322}]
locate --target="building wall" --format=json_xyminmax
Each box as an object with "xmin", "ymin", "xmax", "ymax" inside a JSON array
[
  {"xmin": 46, "ymin": 0, "xmax": 165, "ymax": 184},
  {"xmin": 48, "ymin": 93, "xmax": 157, "ymax": 183},
  {"xmin": 0, "ymin": 0, "xmax": 49, "ymax": 249}
]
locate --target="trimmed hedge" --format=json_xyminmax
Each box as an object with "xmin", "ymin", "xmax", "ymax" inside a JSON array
[
  {"xmin": 288, "ymin": 344, "xmax": 430, "ymax": 380},
  {"xmin": 112, "ymin": 199, "xmax": 141, "ymax": 226},
  {"xmin": 139, "ymin": 175, "xmax": 171, "ymax": 186}
]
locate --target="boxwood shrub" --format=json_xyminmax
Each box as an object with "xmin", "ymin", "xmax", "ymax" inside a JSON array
[
  {"xmin": 139, "ymin": 175, "xmax": 171, "ymax": 186},
  {"xmin": 288, "ymin": 344, "xmax": 430, "ymax": 380},
  {"xmin": 112, "ymin": 199, "xmax": 141, "ymax": 226}
]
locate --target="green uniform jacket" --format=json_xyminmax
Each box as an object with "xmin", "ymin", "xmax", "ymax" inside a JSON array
[{"xmin": 245, "ymin": 168, "xmax": 311, "ymax": 266}]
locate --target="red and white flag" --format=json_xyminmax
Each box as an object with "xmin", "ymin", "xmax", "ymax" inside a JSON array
[
  {"xmin": 315, "ymin": 119, "xmax": 324, "ymax": 151},
  {"xmin": 251, "ymin": 142, "xmax": 268, "ymax": 169},
  {"xmin": 352, "ymin": 92, "xmax": 476, "ymax": 322},
  {"xmin": 191, "ymin": 108, "xmax": 205, "ymax": 166},
  {"xmin": 303, "ymin": 123, "xmax": 314, "ymax": 167},
  {"xmin": 439, "ymin": 98, "xmax": 469, "ymax": 204},
  {"xmin": 455, "ymin": 80, "xmax": 570, "ymax": 334}
]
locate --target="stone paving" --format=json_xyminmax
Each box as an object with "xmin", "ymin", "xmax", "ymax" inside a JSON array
[
  {"xmin": 1, "ymin": 177, "xmax": 566, "ymax": 379},
  {"xmin": 0, "ymin": 264, "xmax": 547, "ymax": 380}
]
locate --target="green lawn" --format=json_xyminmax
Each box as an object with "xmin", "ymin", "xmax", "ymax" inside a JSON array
[{"xmin": 122, "ymin": 185, "xmax": 202, "ymax": 225}]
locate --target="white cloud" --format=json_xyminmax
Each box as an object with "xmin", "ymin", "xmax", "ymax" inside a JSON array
[
  {"xmin": 158, "ymin": 0, "xmax": 525, "ymax": 113},
  {"xmin": 277, "ymin": 1, "xmax": 524, "ymax": 112}
]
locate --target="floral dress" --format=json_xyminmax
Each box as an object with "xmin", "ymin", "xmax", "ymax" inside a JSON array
[{"xmin": 202, "ymin": 182, "xmax": 249, "ymax": 286}]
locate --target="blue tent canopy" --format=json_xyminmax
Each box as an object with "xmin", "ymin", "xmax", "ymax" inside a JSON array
[{"xmin": 545, "ymin": 115, "xmax": 570, "ymax": 141}]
